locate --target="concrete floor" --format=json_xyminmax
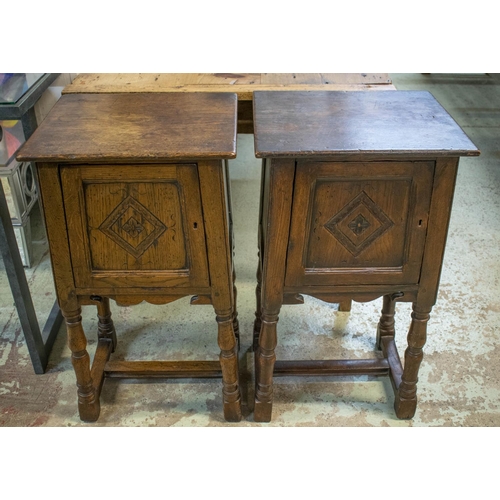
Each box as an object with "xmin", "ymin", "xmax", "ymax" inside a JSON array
[{"xmin": 1, "ymin": 73, "xmax": 499, "ymax": 427}]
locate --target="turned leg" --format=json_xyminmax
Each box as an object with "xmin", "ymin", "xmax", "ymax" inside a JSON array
[
  {"xmin": 198, "ymin": 160, "xmax": 243, "ymax": 422},
  {"xmin": 254, "ymin": 309, "xmax": 279, "ymax": 422},
  {"xmin": 338, "ymin": 300, "xmax": 352, "ymax": 312},
  {"xmin": 226, "ymin": 157, "xmax": 240, "ymax": 351},
  {"xmin": 232, "ymin": 269, "xmax": 240, "ymax": 351},
  {"xmin": 376, "ymin": 293, "xmax": 402, "ymax": 350},
  {"xmin": 253, "ymin": 256, "xmax": 262, "ymax": 351},
  {"xmin": 63, "ymin": 307, "xmax": 100, "ymax": 422},
  {"xmin": 394, "ymin": 304, "xmax": 431, "ymax": 419},
  {"xmin": 253, "ymin": 158, "xmax": 295, "ymax": 422},
  {"xmin": 216, "ymin": 309, "xmax": 242, "ymax": 422},
  {"xmin": 95, "ymin": 297, "xmax": 117, "ymax": 352}
]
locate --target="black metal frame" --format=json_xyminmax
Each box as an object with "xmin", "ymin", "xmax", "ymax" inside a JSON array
[{"xmin": 0, "ymin": 73, "xmax": 63, "ymax": 374}]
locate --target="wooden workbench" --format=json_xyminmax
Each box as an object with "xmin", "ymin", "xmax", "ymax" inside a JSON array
[{"xmin": 63, "ymin": 73, "xmax": 395, "ymax": 133}]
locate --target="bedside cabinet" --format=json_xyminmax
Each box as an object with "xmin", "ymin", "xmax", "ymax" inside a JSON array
[
  {"xmin": 18, "ymin": 92, "xmax": 242, "ymax": 422},
  {"xmin": 252, "ymin": 90, "xmax": 479, "ymax": 422}
]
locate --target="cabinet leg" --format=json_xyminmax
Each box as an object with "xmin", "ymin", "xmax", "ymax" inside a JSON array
[
  {"xmin": 232, "ymin": 270, "xmax": 240, "ymax": 351},
  {"xmin": 394, "ymin": 304, "xmax": 431, "ymax": 419},
  {"xmin": 96, "ymin": 297, "xmax": 117, "ymax": 352},
  {"xmin": 216, "ymin": 311, "xmax": 242, "ymax": 422},
  {"xmin": 254, "ymin": 311, "xmax": 278, "ymax": 422},
  {"xmin": 376, "ymin": 294, "xmax": 398, "ymax": 350},
  {"xmin": 63, "ymin": 307, "xmax": 100, "ymax": 422},
  {"xmin": 253, "ymin": 257, "xmax": 262, "ymax": 351},
  {"xmin": 338, "ymin": 300, "xmax": 352, "ymax": 312}
]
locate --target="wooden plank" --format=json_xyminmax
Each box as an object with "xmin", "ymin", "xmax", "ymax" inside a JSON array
[
  {"xmin": 193, "ymin": 73, "xmax": 260, "ymax": 85},
  {"xmin": 62, "ymin": 83, "xmax": 396, "ymax": 100},
  {"xmin": 65, "ymin": 73, "xmax": 391, "ymax": 94},
  {"xmin": 273, "ymin": 358, "xmax": 390, "ymax": 376},
  {"xmin": 104, "ymin": 360, "xmax": 222, "ymax": 378},
  {"xmin": 63, "ymin": 73, "xmax": 396, "ymax": 100},
  {"xmin": 138, "ymin": 73, "xmax": 255, "ymax": 86},
  {"xmin": 65, "ymin": 73, "xmax": 261, "ymax": 90},
  {"xmin": 261, "ymin": 73, "xmax": 323, "ymax": 85},
  {"xmin": 261, "ymin": 73, "xmax": 391, "ymax": 85}
]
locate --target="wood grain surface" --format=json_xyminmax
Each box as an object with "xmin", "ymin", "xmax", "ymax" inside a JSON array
[
  {"xmin": 17, "ymin": 93, "xmax": 237, "ymax": 162},
  {"xmin": 253, "ymin": 90, "xmax": 480, "ymax": 157},
  {"xmin": 284, "ymin": 160, "xmax": 434, "ymax": 287},
  {"xmin": 62, "ymin": 73, "xmax": 394, "ymax": 100}
]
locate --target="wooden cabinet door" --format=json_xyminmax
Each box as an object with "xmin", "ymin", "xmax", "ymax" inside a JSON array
[
  {"xmin": 285, "ymin": 160, "xmax": 434, "ymax": 287},
  {"xmin": 61, "ymin": 164, "xmax": 209, "ymax": 290}
]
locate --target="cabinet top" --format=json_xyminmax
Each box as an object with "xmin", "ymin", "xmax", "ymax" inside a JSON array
[
  {"xmin": 17, "ymin": 93, "xmax": 237, "ymax": 162},
  {"xmin": 253, "ymin": 90, "xmax": 480, "ymax": 158}
]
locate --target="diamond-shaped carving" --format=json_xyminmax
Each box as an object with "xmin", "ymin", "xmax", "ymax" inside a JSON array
[
  {"xmin": 324, "ymin": 191, "xmax": 393, "ymax": 256},
  {"xmin": 99, "ymin": 196, "xmax": 167, "ymax": 258}
]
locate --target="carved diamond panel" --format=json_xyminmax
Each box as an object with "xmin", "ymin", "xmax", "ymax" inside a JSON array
[
  {"xmin": 99, "ymin": 196, "xmax": 167, "ymax": 258},
  {"xmin": 324, "ymin": 191, "xmax": 393, "ymax": 256}
]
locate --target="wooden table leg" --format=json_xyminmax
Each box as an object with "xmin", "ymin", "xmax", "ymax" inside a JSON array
[
  {"xmin": 199, "ymin": 159, "xmax": 242, "ymax": 422},
  {"xmin": 338, "ymin": 300, "xmax": 352, "ymax": 312},
  {"xmin": 253, "ymin": 256, "xmax": 262, "ymax": 351},
  {"xmin": 376, "ymin": 293, "xmax": 402, "ymax": 350},
  {"xmin": 63, "ymin": 306, "xmax": 100, "ymax": 422},
  {"xmin": 394, "ymin": 303, "xmax": 432, "ymax": 419},
  {"xmin": 254, "ymin": 310, "xmax": 279, "ymax": 422},
  {"xmin": 216, "ymin": 309, "xmax": 241, "ymax": 422},
  {"xmin": 254, "ymin": 158, "xmax": 295, "ymax": 422},
  {"xmin": 232, "ymin": 270, "xmax": 240, "ymax": 351},
  {"xmin": 95, "ymin": 297, "xmax": 117, "ymax": 352},
  {"xmin": 225, "ymin": 159, "xmax": 240, "ymax": 351}
]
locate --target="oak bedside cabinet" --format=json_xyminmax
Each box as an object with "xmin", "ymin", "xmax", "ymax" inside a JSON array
[
  {"xmin": 17, "ymin": 92, "xmax": 242, "ymax": 422},
  {"xmin": 252, "ymin": 90, "xmax": 479, "ymax": 422}
]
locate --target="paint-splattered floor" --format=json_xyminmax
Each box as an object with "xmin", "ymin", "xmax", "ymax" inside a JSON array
[{"xmin": 1, "ymin": 73, "xmax": 499, "ymax": 427}]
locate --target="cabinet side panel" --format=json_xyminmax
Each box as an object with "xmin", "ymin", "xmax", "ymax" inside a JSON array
[
  {"xmin": 37, "ymin": 163, "xmax": 77, "ymax": 310},
  {"xmin": 417, "ymin": 157, "xmax": 459, "ymax": 308}
]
